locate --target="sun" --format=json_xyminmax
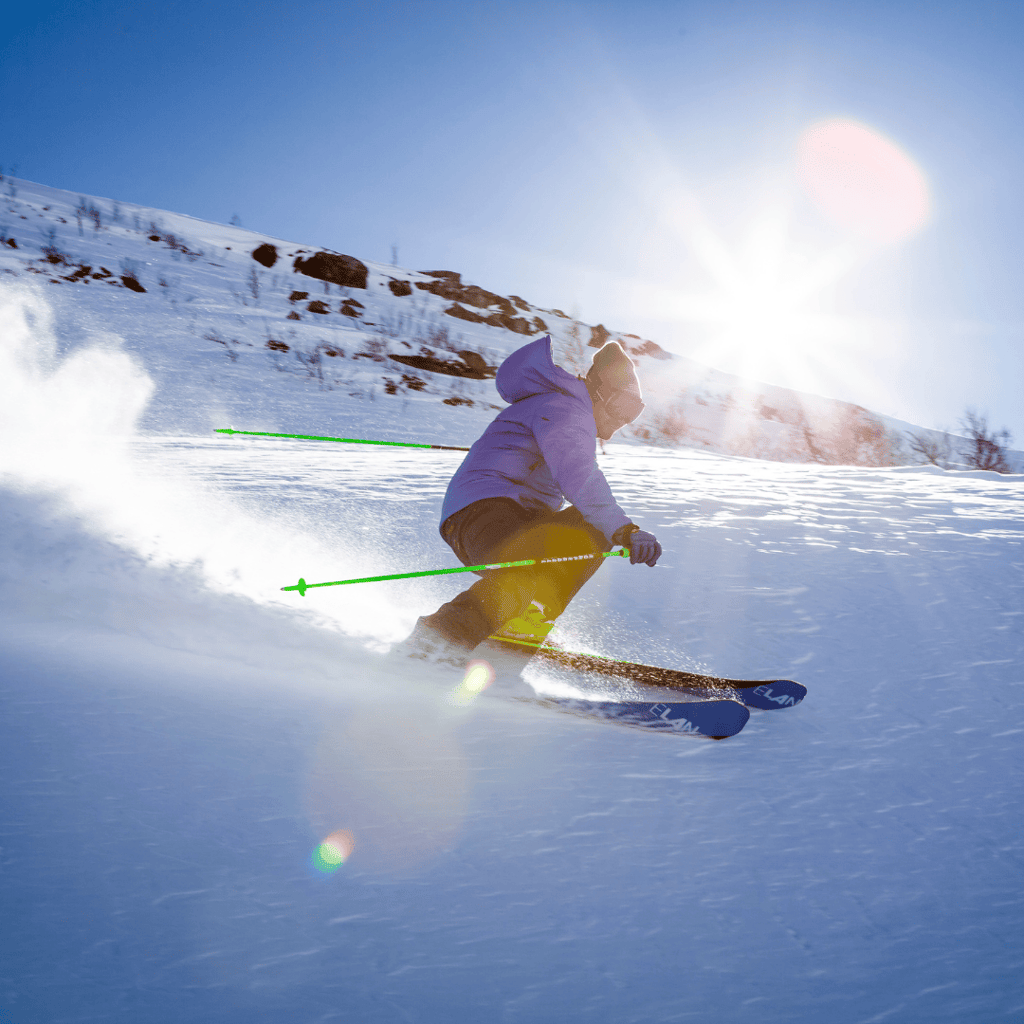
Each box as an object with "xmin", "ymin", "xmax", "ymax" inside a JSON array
[
  {"xmin": 650, "ymin": 118, "xmax": 931, "ymax": 392},
  {"xmin": 676, "ymin": 212, "xmax": 857, "ymax": 385}
]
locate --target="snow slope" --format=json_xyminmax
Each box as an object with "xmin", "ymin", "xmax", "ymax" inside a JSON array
[{"xmin": 1, "ymin": 184, "xmax": 1023, "ymax": 1023}]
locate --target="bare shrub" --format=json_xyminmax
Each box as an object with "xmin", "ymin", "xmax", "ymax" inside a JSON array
[
  {"xmin": 649, "ymin": 405, "xmax": 689, "ymax": 446},
  {"xmin": 800, "ymin": 419, "xmax": 832, "ymax": 464},
  {"xmin": 423, "ymin": 318, "xmax": 457, "ymax": 352},
  {"xmin": 959, "ymin": 409, "xmax": 1013, "ymax": 473},
  {"xmin": 906, "ymin": 429, "xmax": 955, "ymax": 469},
  {"xmin": 203, "ymin": 329, "xmax": 237, "ymax": 361},
  {"xmin": 830, "ymin": 406, "xmax": 900, "ymax": 465},
  {"xmin": 557, "ymin": 319, "xmax": 589, "ymax": 375},
  {"xmin": 376, "ymin": 309, "xmax": 411, "ymax": 339},
  {"xmin": 40, "ymin": 227, "xmax": 68, "ymax": 264},
  {"xmin": 355, "ymin": 337, "xmax": 388, "ymax": 361},
  {"xmin": 801, "ymin": 406, "xmax": 903, "ymax": 466},
  {"xmin": 294, "ymin": 344, "xmax": 329, "ymax": 383},
  {"xmin": 248, "ymin": 266, "xmax": 261, "ymax": 302}
]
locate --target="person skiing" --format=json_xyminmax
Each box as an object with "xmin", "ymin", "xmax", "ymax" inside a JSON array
[{"xmin": 398, "ymin": 334, "xmax": 662, "ymax": 667}]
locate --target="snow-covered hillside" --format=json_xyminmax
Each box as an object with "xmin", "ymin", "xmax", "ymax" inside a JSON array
[
  {"xmin": 1, "ymin": 179, "xmax": 1023, "ymax": 1023},
  {"xmin": 3, "ymin": 175, "xmax": 1005, "ymax": 466}
]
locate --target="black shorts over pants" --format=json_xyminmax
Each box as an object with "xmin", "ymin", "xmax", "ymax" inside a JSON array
[{"xmin": 423, "ymin": 497, "xmax": 612, "ymax": 650}]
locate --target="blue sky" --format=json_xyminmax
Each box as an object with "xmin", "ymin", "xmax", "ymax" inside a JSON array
[{"xmin": 2, "ymin": 0, "xmax": 1022, "ymax": 442}]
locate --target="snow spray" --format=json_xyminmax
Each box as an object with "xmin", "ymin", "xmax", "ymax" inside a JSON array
[{"xmin": 0, "ymin": 283, "xmax": 398, "ymax": 641}]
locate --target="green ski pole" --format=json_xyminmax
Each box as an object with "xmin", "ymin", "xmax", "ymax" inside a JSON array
[
  {"xmin": 216, "ymin": 428, "xmax": 470, "ymax": 451},
  {"xmin": 281, "ymin": 549, "xmax": 628, "ymax": 597}
]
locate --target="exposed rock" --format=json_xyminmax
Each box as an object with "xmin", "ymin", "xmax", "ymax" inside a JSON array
[
  {"xmin": 288, "ymin": 290, "xmax": 308, "ymax": 302},
  {"xmin": 388, "ymin": 350, "xmax": 494, "ymax": 380},
  {"xmin": 340, "ymin": 300, "xmax": 363, "ymax": 317},
  {"xmin": 509, "ymin": 295, "xmax": 530, "ymax": 310},
  {"xmin": 388, "ymin": 279, "xmax": 412, "ymax": 297},
  {"xmin": 307, "ymin": 300, "xmax": 330, "ymax": 314},
  {"xmin": 252, "ymin": 243, "xmax": 278, "ymax": 268},
  {"xmin": 588, "ymin": 323, "xmax": 611, "ymax": 349},
  {"xmin": 287, "ymin": 311, "xmax": 301, "ymax": 320},
  {"xmin": 626, "ymin": 339, "xmax": 672, "ymax": 360},
  {"xmin": 266, "ymin": 340, "xmax": 290, "ymax": 352},
  {"xmin": 422, "ymin": 270, "xmax": 461, "ymax": 283},
  {"xmin": 532, "ymin": 315, "xmax": 548, "ymax": 333},
  {"xmin": 457, "ymin": 350, "xmax": 488, "ymax": 374},
  {"xmin": 121, "ymin": 274, "xmax": 146, "ymax": 293},
  {"xmin": 461, "ymin": 285, "xmax": 516, "ymax": 316},
  {"xmin": 6, "ymin": 238, "xmax": 15, "ymax": 248},
  {"xmin": 493, "ymin": 312, "xmax": 532, "ymax": 335},
  {"xmin": 293, "ymin": 251, "xmax": 368, "ymax": 289},
  {"xmin": 444, "ymin": 396, "xmax": 474, "ymax": 406},
  {"xmin": 445, "ymin": 302, "xmax": 485, "ymax": 324},
  {"xmin": 418, "ymin": 277, "xmax": 516, "ymax": 316},
  {"xmin": 443, "ymin": 303, "xmax": 533, "ymax": 334}
]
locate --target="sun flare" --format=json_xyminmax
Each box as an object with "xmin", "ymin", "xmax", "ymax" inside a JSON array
[{"xmin": 646, "ymin": 118, "xmax": 931, "ymax": 395}]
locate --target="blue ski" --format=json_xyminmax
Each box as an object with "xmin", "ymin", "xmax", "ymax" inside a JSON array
[{"xmin": 525, "ymin": 694, "xmax": 750, "ymax": 739}]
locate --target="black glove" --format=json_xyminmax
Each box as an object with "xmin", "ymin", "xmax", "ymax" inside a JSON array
[
  {"xmin": 614, "ymin": 525, "xmax": 662, "ymax": 566},
  {"xmin": 627, "ymin": 530, "xmax": 662, "ymax": 566}
]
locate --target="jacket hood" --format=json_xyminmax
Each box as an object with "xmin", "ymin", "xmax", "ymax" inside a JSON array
[{"xmin": 495, "ymin": 336, "xmax": 583, "ymax": 404}]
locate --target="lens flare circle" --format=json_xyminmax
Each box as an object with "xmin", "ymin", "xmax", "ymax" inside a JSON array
[
  {"xmin": 797, "ymin": 118, "xmax": 930, "ymax": 244},
  {"xmin": 449, "ymin": 659, "xmax": 495, "ymax": 706},
  {"xmin": 312, "ymin": 829, "xmax": 355, "ymax": 873}
]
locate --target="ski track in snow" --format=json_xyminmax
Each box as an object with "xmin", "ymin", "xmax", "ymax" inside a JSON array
[{"xmin": 2, "ymin": 429, "xmax": 1023, "ymax": 1024}]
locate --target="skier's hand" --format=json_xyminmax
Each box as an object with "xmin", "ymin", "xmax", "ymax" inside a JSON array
[{"xmin": 627, "ymin": 529, "xmax": 662, "ymax": 567}]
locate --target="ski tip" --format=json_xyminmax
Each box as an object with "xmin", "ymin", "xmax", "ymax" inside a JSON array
[{"xmin": 740, "ymin": 680, "xmax": 806, "ymax": 710}]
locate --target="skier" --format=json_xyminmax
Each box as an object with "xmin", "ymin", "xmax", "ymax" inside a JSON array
[{"xmin": 398, "ymin": 334, "xmax": 662, "ymax": 667}]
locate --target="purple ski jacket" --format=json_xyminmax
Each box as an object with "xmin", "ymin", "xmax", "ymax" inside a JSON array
[{"xmin": 439, "ymin": 335, "xmax": 632, "ymax": 543}]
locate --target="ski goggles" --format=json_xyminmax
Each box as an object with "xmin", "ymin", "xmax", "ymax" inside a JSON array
[{"xmin": 598, "ymin": 388, "xmax": 645, "ymax": 424}]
